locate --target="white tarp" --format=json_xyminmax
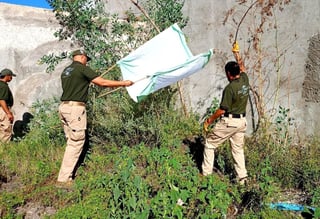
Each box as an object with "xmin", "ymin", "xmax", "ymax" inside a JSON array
[{"xmin": 117, "ymin": 23, "xmax": 213, "ymax": 102}]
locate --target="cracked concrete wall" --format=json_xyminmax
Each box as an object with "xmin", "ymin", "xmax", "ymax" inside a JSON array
[{"xmin": 0, "ymin": 1, "xmax": 319, "ymax": 138}]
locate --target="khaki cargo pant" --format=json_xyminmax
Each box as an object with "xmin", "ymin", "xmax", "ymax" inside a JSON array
[
  {"xmin": 202, "ymin": 116, "xmax": 248, "ymax": 179},
  {"xmin": 57, "ymin": 102, "xmax": 87, "ymax": 182},
  {"xmin": 0, "ymin": 107, "xmax": 12, "ymax": 143}
]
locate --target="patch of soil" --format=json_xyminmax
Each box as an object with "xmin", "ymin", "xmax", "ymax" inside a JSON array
[
  {"xmin": 0, "ymin": 175, "xmax": 57, "ymax": 218},
  {"xmin": 16, "ymin": 202, "xmax": 56, "ymax": 219}
]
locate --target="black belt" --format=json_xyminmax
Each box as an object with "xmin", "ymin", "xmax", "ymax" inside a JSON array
[{"xmin": 223, "ymin": 113, "xmax": 245, "ymax": 118}]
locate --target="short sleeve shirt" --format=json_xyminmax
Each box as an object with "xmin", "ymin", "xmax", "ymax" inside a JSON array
[
  {"xmin": 220, "ymin": 72, "xmax": 249, "ymax": 114},
  {"xmin": 60, "ymin": 61, "xmax": 99, "ymax": 103},
  {"xmin": 0, "ymin": 81, "xmax": 14, "ymax": 107}
]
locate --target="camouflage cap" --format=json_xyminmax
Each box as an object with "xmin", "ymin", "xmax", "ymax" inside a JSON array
[
  {"xmin": 72, "ymin": 49, "xmax": 92, "ymax": 61},
  {"xmin": 0, "ymin": 68, "xmax": 16, "ymax": 77}
]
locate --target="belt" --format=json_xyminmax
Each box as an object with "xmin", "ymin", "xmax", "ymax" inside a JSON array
[
  {"xmin": 62, "ymin": 101, "xmax": 86, "ymax": 106},
  {"xmin": 223, "ymin": 113, "xmax": 245, "ymax": 118}
]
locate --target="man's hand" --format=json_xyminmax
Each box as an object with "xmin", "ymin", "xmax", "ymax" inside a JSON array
[
  {"xmin": 123, "ymin": 80, "xmax": 134, "ymax": 86},
  {"xmin": 232, "ymin": 41, "xmax": 240, "ymax": 53},
  {"xmin": 203, "ymin": 119, "xmax": 210, "ymax": 132},
  {"xmin": 7, "ymin": 112, "xmax": 14, "ymax": 123}
]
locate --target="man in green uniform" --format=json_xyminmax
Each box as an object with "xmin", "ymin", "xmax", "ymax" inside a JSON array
[
  {"xmin": 202, "ymin": 42, "xmax": 249, "ymax": 185},
  {"xmin": 0, "ymin": 69, "xmax": 16, "ymax": 143},
  {"xmin": 57, "ymin": 49, "xmax": 133, "ymax": 186}
]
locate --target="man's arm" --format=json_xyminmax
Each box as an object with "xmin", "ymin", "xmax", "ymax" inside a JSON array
[
  {"xmin": 203, "ymin": 108, "xmax": 225, "ymax": 131},
  {"xmin": 206, "ymin": 108, "xmax": 225, "ymax": 125},
  {"xmin": 91, "ymin": 76, "xmax": 133, "ymax": 87},
  {"xmin": 232, "ymin": 41, "xmax": 246, "ymax": 73},
  {"xmin": 0, "ymin": 100, "xmax": 13, "ymax": 123}
]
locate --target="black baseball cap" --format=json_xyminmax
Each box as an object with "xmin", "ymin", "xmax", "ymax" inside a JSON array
[
  {"xmin": 0, "ymin": 68, "xmax": 16, "ymax": 77},
  {"xmin": 72, "ymin": 49, "xmax": 92, "ymax": 61}
]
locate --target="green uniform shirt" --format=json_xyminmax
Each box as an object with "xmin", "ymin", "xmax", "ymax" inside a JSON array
[
  {"xmin": 220, "ymin": 72, "xmax": 249, "ymax": 114},
  {"xmin": 60, "ymin": 61, "xmax": 99, "ymax": 103},
  {"xmin": 0, "ymin": 81, "xmax": 14, "ymax": 107}
]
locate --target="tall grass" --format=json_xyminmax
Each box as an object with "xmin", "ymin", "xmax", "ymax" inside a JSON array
[{"xmin": 0, "ymin": 97, "xmax": 319, "ymax": 218}]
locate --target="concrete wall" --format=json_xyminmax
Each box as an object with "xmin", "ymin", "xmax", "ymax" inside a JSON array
[
  {"xmin": 0, "ymin": 3, "xmax": 73, "ymax": 123},
  {"xmin": 0, "ymin": 1, "xmax": 319, "ymax": 138},
  {"xmin": 181, "ymin": 1, "xmax": 320, "ymax": 137}
]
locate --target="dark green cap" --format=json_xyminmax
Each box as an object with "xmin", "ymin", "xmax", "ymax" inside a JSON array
[
  {"xmin": 72, "ymin": 49, "xmax": 91, "ymax": 61},
  {"xmin": 0, "ymin": 68, "xmax": 16, "ymax": 77}
]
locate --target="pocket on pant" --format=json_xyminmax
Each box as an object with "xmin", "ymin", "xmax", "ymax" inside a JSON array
[
  {"xmin": 0, "ymin": 122, "xmax": 12, "ymax": 134},
  {"xmin": 227, "ymin": 121, "xmax": 239, "ymax": 128},
  {"xmin": 70, "ymin": 107, "xmax": 86, "ymax": 126},
  {"xmin": 225, "ymin": 118, "xmax": 242, "ymax": 128},
  {"xmin": 70, "ymin": 129, "xmax": 85, "ymax": 141}
]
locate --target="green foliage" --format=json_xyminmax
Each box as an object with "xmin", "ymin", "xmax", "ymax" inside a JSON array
[
  {"xmin": 38, "ymin": 51, "xmax": 67, "ymax": 73},
  {"xmin": 0, "ymin": 192, "xmax": 25, "ymax": 218},
  {"xmin": 143, "ymin": 0, "xmax": 189, "ymax": 31},
  {"xmin": 274, "ymin": 105, "xmax": 294, "ymax": 143},
  {"xmin": 47, "ymin": 0, "xmax": 106, "ymax": 43},
  {"xmin": 26, "ymin": 98, "xmax": 65, "ymax": 146},
  {"xmin": 0, "ymin": 98, "xmax": 64, "ymax": 185},
  {"xmin": 204, "ymin": 97, "xmax": 220, "ymax": 118},
  {"xmin": 1, "ymin": 98, "xmax": 320, "ymax": 218},
  {"xmin": 312, "ymin": 187, "xmax": 320, "ymax": 207},
  {"xmin": 314, "ymin": 207, "xmax": 320, "ymax": 219},
  {"xmin": 52, "ymin": 143, "xmax": 235, "ymax": 218},
  {"xmin": 200, "ymin": 97, "xmax": 220, "ymax": 131},
  {"xmin": 247, "ymin": 112, "xmax": 320, "ymax": 192},
  {"xmin": 44, "ymin": 0, "xmax": 122, "ymax": 72},
  {"xmin": 88, "ymin": 86, "xmax": 198, "ymax": 148}
]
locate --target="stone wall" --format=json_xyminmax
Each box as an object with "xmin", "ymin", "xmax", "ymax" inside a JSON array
[{"xmin": 0, "ymin": 1, "xmax": 319, "ymax": 138}]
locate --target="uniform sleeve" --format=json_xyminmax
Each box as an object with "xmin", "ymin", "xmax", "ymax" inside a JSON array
[
  {"xmin": 83, "ymin": 66, "xmax": 99, "ymax": 81},
  {"xmin": 241, "ymin": 72, "xmax": 249, "ymax": 82},
  {"xmin": 0, "ymin": 86, "xmax": 8, "ymax": 100}
]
